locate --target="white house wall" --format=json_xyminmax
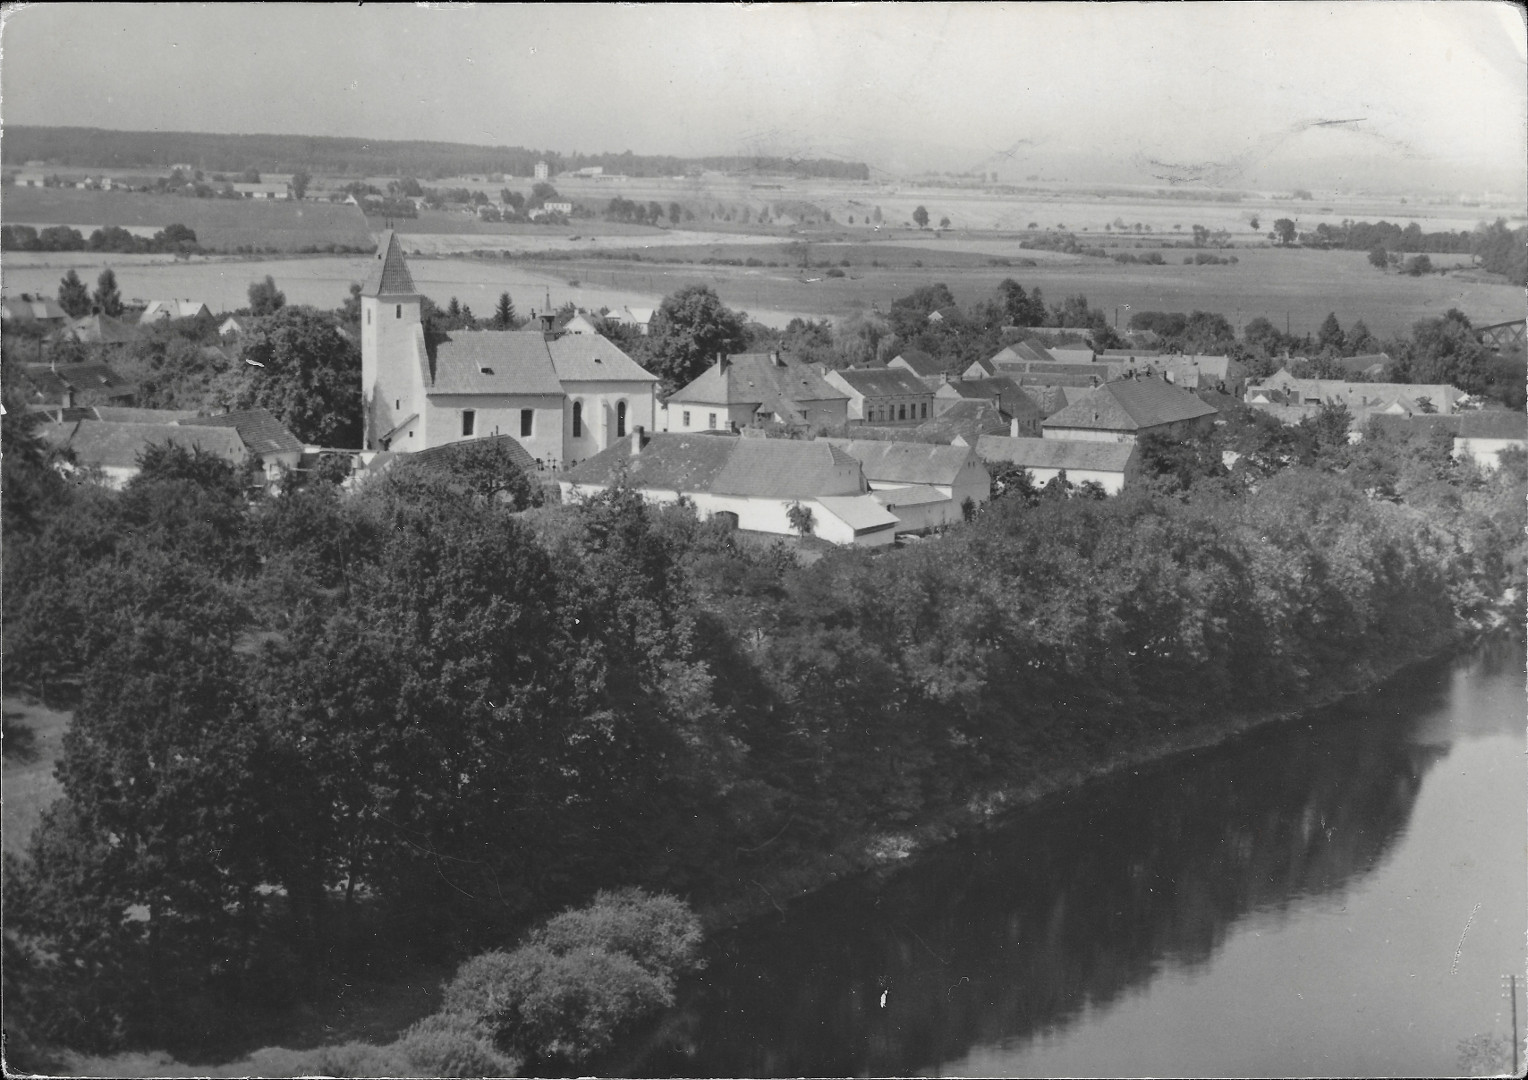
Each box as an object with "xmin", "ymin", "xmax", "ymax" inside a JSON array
[
  {"xmin": 559, "ymin": 482, "xmax": 891, "ymax": 546},
  {"xmin": 562, "ymin": 382, "xmax": 657, "ymax": 465},
  {"xmin": 1023, "ymin": 466, "xmax": 1126, "ymax": 494},
  {"xmin": 423, "ymin": 394, "xmax": 566, "ymax": 465}
]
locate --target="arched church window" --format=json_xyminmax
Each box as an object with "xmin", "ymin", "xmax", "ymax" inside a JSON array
[
  {"xmin": 572, "ymin": 401, "xmax": 583, "ymax": 438},
  {"xmin": 616, "ymin": 400, "xmax": 627, "ymax": 437}
]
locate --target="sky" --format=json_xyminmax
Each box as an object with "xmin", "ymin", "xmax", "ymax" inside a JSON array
[{"xmin": 2, "ymin": 2, "xmax": 1524, "ymax": 191}]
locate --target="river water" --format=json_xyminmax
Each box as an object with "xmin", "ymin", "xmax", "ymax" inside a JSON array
[{"xmin": 622, "ymin": 634, "xmax": 1526, "ymax": 1077}]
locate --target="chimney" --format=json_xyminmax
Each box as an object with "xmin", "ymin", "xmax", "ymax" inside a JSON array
[
  {"xmin": 629, "ymin": 425, "xmax": 646, "ymax": 454},
  {"xmin": 717, "ymin": 352, "xmax": 730, "ymax": 374},
  {"xmin": 770, "ymin": 350, "xmax": 783, "ymax": 367}
]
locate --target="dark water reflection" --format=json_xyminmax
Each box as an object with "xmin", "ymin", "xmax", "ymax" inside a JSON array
[{"xmin": 618, "ymin": 636, "xmax": 1523, "ymax": 1078}]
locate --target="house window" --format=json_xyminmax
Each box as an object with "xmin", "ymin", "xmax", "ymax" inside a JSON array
[
  {"xmin": 708, "ymin": 412, "xmax": 717, "ymax": 429},
  {"xmin": 616, "ymin": 400, "xmax": 627, "ymax": 437},
  {"xmin": 572, "ymin": 401, "xmax": 583, "ymax": 438},
  {"xmin": 899, "ymin": 404, "xmax": 907, "ymax": 421},
  {"xmin": 520, "ymin": 409, "xmax": 533, "ymax": 437},
  {"xmin": 395, "ymin": 399, "xmax": 400, "ymax": 410},
  {"xmin": 367, "ymin": 309, "xmax": 372, "ymax": 325},
  {"xmin": 921, "ymin": 402, "xmax": 928, "ymax": 418},
  {"xmin": 683, "ymin": 411, "xmax": 691, "ymax": 427},
  {"xmin": 395, "ymin": 304, "xmax": 402, "ymax": 319},
  {"xmin": 462, "ymin": 410, "xmax": 475, "ymax": 437}
]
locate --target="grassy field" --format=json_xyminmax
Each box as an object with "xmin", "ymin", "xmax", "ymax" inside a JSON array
[
  {"xmin": 2, "ymin": 187, "xmax": 374, "ymax": 251},
  {"xmin": 3, "ymin": 696, "xmax": 69, "ymax": 859},
  {"xmin": 521, "ymin": 243, "xmax": 1524, "ymax": 340}
]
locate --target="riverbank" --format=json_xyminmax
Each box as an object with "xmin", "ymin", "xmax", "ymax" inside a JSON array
[{"xmin": 692, "ymin": 595, "xmax": 1519, "ymax": 936}]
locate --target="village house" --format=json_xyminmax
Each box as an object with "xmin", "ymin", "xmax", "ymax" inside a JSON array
[
  {"xmin": 822, "ymin": 439, "xmax": 991, "ymax": 532},
  {"xmin": 1, "ymin": 293, "xmax": 69, "ymax": 326},
  {"xmin": 975, "ymin": 434, "xmax": 1139, "ymax": 494},
  {"xmin": 1451, "ymin": 411, "xmax": 1527, "ymax": 471},
  {"xmin": 823, "ymin": 367, "xmax": 935, "ymax": 425},
  {"xmin": 1112, "ymin": 353, "xmax": 1248, "ymax": 395},
  {"xmin": 359, "ymin": 231, "xmax": 659, "ymax": 469},
  {"xmin": 43, "ymin": 421, "xmax": 248, "ymax": 489},
  {"xmin": 174, "ymin": 408, "xmax": 306, "ymax": 487},
  {"xmin": 141, "ymin": 299, "xmax": 213, "ymax": 322},
  {"xmin": 1042, "ymin": 375, "xmax": 1218, "ymax": 443},
  {"xmin": 51, "ymin": 313, "xmax": 139, "ymax": 346},
  {"xmin": 560, "ymin": 431, "xmax": 899, "ymax": 547},
  {"xmin": 18, "ymin": 361, "xmax": 137, "ymax": 408},
  {"xmin": 886, "ymin": 348, "xmax": 945, "ymax": 385},
  {"xmin": 934, "ymin": 375, "xmax": 1042, "ymax": 435},
  {"xmin": 230, "ymin": 182, "xmax": 289, "ymax": 199},
  {"xmin": 661, "ymin": 351, "xmax": 849, "ymax": 434}
]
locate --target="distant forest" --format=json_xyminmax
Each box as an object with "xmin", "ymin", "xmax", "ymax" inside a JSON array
[{"xmin": 2, "ymin": 126, "xmax": 871, "ymax": 181}]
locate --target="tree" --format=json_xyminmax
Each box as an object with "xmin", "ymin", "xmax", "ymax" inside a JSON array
[
  {"xmin": 1316, "ymin": 312, "xmax": 1345, "ymax": 353},
  {"xmin": 57, "ymin": 270, "xmax": 91, "ymax": 317},
  {"xmin": 1404, "ymin": 254, "xmax": 1433, "ymax": 276},
  {"xmin": 1273, "ymin": 218, "xmax": 1297, "ymax": 246},
  {"xmin": 786, "ymin": 501, "xmax": 815, "ymax": 537},
  {"xmin": 939, "ymin": 216, "xmax": 951, "ymax": 229},
  {"xmin": 494, "ymin": 291, "xmax": 518, "ymax": 329},
  {"xmin": 234, "ymin": 308, "xmax": 362, "ymax": 446},
  {"xmin": 912, "ymin": 206, "xmax": 930, "ymax": 229},
  {"xmin": 241, "ymin": 167, "xmax": 261, "ymax": 183},
  {"xmin": 93, "ymin": 268, "xmax": 123, "ymax": 318},
  {"xmin": 668, "ymin": 201, "xmax": 682, "ymax": 225},
  {"xmin": 642, "ymin": 284, "xmax": 749, "ymax": 393},
  {"xmin": 1249, "ymin": 215, "xmax": 1260, "ymax": 231},
  {"xmin": 247, "ymin": 275, "xmax": 286, "ymax": 316},
  {"xmin": 1367, "ymin": 245, "xmax": 1388, "ymax": 270},
  {"xmin": 290, "ymin": 170, "xmax": 310, "ymax": 200}
]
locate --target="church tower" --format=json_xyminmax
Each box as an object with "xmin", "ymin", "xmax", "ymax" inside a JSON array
[{"xmin": 359, "ymin": 230, "xmax": 424, "ymax": 449}]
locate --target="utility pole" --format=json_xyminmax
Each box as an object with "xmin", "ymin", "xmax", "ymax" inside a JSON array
[{"xmin": 1504, "ymin": 973, "xmax": 1520, "ymax": 1076}]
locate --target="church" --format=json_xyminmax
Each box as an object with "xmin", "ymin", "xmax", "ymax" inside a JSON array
[{"xmin": 360, "ymin": 231, "xmax": 659, "ymax": 468}]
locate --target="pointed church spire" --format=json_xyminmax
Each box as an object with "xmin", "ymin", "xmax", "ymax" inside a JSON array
[{"xmin": 360, "ymin": 230, "xmax": 418, "ymax": 298}]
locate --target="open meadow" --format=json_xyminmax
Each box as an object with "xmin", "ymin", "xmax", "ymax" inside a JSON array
[{"xmin": 2, "ymin": 186, "xmax": 374, "ymax": 251}]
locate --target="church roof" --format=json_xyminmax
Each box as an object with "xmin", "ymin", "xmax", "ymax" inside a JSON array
[
  {"xmin": 547, "ymin": 333, "xmax": 659, "ymax": 383},
  {"xmin": 429, "ymin": 331, "xmax": 564, "ymax": 396},
  {"xmin": 360, "ymin": 230, "xmax": 417, "ymax": 298}
]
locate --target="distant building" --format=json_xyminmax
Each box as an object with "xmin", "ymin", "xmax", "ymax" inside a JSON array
[
  {"xmin": 1453, "ymin": 411, "xmax": 1527, "ymax": 471},
  {"xmin": 534, "ymin": 161, "xmax": 550, "ymax": 181},
  {"xmin": 886, "ymin": 348, "xmax": 945, "ymax": 384},
  {"xmin": 42, "ymin": 420, "xmax": 246, "ymax": 489},
  {"xmin": 18, "ymin": 362, "xmax": 137, "ymax": 408},
  {"xmin": 2, "ymin": 293, "xmax": 69, "ymax": 325},
  {"xmin": 822, "ymin": 438, "xmax": 991, "ymax": 532},
  {"xmin": 934, "ymin": 375, "xmax": 1040, "ymax": 434},
  {"xmin": 1247, "ymin": 370, "xmax": 1461, "ymax": 420},
  {"xmin": 141, "ymin": 299, "xmax": 212, "ymax": 322},
  {"xmin": 231, "ymin": 182, "xmax": 289, "ymax": 199},
  {"xmin": 15, "ymin": 171, "xmax": 47, "ymax": 187},
  {"xmin": 175, "ymin": 408, "xmax": 305, "ymax": 488}
]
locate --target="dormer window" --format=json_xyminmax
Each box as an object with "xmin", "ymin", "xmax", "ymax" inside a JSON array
[{"xmin": 479, "ymin": 366, "xmax": 494, "ymax": 375}]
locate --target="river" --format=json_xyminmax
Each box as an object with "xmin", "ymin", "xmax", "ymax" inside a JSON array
[{"xmin": 617, "ymin": 633, "xmax": 1526, "ymax": 1077}]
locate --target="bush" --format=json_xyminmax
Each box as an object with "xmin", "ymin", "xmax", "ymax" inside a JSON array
[
  {"xmin": 394, "ymin": 1012, "xmax": 521, "ymax": 1078},
  {"xmin": 825, "ymin": 267, "xmax": 845, "ymax": 278},
  {"xmin": 439, "ymin": 889, "xmax": 702, "ymax": 1065},
  {"xmin": 304, "ymin": 1040, "xmax": 412, "ymax": 1077}
]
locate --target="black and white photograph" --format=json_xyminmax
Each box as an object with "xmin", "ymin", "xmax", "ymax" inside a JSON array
[{"xmin": 1, "ymin": 3, "xmax": 1525, "ymax": 1076}]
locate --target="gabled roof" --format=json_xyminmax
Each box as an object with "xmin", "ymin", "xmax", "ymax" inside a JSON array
[
  {"xmin": 816, "ymin": 494, "xmax": 901, "ymax": 532},
  {"xmin": 992, "ymin": 340, "xmax": 1058, "ymax": 365},
  {"xmin": 57, "ymin": 313, "xmax": 137, "ymax": 344},
  {"xmin": 407, "ymin": 433, "xmax": 537, "ymax": 472},
  {"xmin": 1, "ymin": 294, "xmax": 67, "ymax": 321},
  {"xmin": 889, "ymin": 348, "xmax": 942, "ymax": 377},
  {"xmin": 547, "ymin": 333, "xmax": 658, "ymax": 383},
  {"xmin": 1043, "ymin": 378, "xmax": 1218, "ymax": 432},
  {"xmin": 823, "ymin": 438, "xmax": 977, "ymax": 486},
  {"xmin": 141, "ymin": 299, "xmax": 211, "ymax": 320},
  {"xmin": 93, "ymin": 406, "xmax": 203, "ymax": 424},
  {"xmin": 429, "ymin": 331, "xmax": 564, "ymax": 396},
  {"xmin": 47, "ymin": 420, "xmax": 248, "ymax": 469},
  {"xmin": 177, "ymin": 408, "xmax": 304, "ymax": 455},
  {"xmin": 939, "ymin": 375, "xmax": 1024, "ymax": 401},
  {"xmin": 563, "ymin": 432, "xmax": 863, "ymax": 500},
  {"xmin": 830, "ymin": 368, "xmax": 933, "ymax": 398},
  {"xmin": 19, "ymin": 362, "xmax": 136, "ymax": 401},
  {"xmin": 915, "ymin": 399, "xmax": 1009, "ymax": 442},
  {"xmin": 666, "ymin": 353, "xmax": 849, "ymax": 411},
  {"xmin": 360, "ymin": 230, "xmax": 418, "ymax": 298},
  {"xmin": 1456, "ymin": 411, "xmax": 1527, "ymax": 439},
  {"xmin": 975, "ymin": 435, "xmax": 1138, "ymax": 473}
]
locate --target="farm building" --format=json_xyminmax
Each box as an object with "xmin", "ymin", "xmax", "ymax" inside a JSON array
[
  {"xmin": 975, "ymin": 435, "xmax": 1139, "ymax": 495},
  {"xmin": 822, "ymin": 438, "xmax": 991, "ymax": 532},
  {"xmin": 1042, "ymin": 375, "xmax": 1218, "ymax": 443},
  {"xmin": 141, "ymin": 299, "xmax": 213, "ymax": 322},
  {"xmin": 560, "ymin": 431, "xmax": 898, "ymax": 547},
  {"xmin": 1452, "ymin": 411, "xmax": 1527, "ymax": 471}
]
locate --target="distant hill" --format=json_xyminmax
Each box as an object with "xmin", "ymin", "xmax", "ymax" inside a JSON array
[{"xmin": 1, "ymin": 126, "xmax": 871, "ymax": 182}]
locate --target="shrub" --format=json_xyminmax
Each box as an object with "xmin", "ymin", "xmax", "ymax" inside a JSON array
[
  {"xmin": 304, "ymin": 1040, "xmax": 412, "ymax": 1077},
  {"xmin": 825, "ymin": 267, "xmax": 845, "ymax": 278},
  {"xmin": 530, "ymin": 888, "xmax": 703, "ymax": 979},
  {"xmin": 394, "ymin": 1012, "xmax": 521, "ymax": 1078}
]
